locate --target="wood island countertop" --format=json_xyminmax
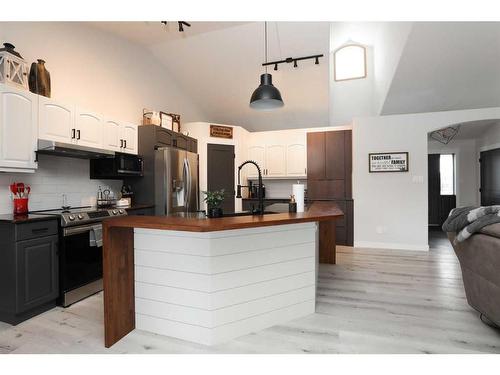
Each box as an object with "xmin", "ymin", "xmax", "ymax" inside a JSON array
[
  {"xmin": 103, "ymin": 201, "xmax": 344, "ymax": 232},
  {"xmin": 102, "ymin": 201, "xmax": 343, "ymax": 348}
]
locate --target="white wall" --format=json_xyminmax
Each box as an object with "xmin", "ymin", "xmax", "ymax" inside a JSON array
[
  {"xmin": 477, "ymin": 122, "xmax": 500, "ymax": 152},
  {"xmin": 329, "ymin": 22, "xmax": 412, "ymax": 125},
  {"xmin": 182, "ymin": 122, "xmax": 250, "ymax": 212},
  {"xmin": 0, "ymin": 22, "xmax": 206, "ymax": 124},
  {"xmin": 428, "ymin": 138, "xmax": 479, "ymax": 207},
  {"xmin": 0, "ymin": 22, "xmax": 205, "ymax": 214},
  {"xmin": 353, "ymin": 106, "xmax": 500, "ymax": 251},
  {"xmin": 0, "ymin": 154, "xmax": 122, "ymax": 214}
]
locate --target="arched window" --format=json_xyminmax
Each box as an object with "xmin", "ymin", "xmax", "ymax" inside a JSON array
[{"xmin": 333, "ymin": 44, "xmax": 367, "ymax": 81}]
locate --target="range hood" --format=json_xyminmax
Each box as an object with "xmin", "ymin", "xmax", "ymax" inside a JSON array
[{"xmin": 36, "ymin": 139, "xmax": 115, "ymax": 160}]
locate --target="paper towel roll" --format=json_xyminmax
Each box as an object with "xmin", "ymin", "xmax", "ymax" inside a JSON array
[{"xmin": 292, "ymin": 183, "xmax": 305, "ymax": 213}]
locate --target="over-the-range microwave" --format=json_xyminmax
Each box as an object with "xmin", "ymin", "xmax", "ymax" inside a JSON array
[{"xmin": 90, "ymin": 152, "xmax": 144, "ymax": 179}]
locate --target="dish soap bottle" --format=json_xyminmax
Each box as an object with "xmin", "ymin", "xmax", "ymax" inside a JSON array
[{"xmin": 289, "ymin": 194, "xmax": 297, "ymax": 213}]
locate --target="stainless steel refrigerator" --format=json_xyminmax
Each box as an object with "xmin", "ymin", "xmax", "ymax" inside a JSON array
[{"xmin": 154, "ymin": 147, "xmax": 199, "ymax": 215}]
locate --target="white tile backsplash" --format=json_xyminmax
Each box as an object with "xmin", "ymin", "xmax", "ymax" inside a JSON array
[
  {"xmin": 0, "ymin": 154, "xmax": 122, "ymax": 214},
  {"xmin": 248, "ymin": 179, "xmax": 307, "ymax": 199}
]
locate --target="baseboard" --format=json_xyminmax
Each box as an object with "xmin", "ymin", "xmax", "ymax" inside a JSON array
[{"xmin": 354, "ymin": 241, "xmax": 429, "ymax": 252}]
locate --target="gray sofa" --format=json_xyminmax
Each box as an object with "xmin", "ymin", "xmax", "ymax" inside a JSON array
[{"xmin": 448, "ymin": 223, "xmax": 500, "ymax": 327}]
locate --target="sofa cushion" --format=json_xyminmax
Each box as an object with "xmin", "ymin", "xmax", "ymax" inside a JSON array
[{"xmin": 480, "ymin": 223, "xmax": 500, "ymax": 240}]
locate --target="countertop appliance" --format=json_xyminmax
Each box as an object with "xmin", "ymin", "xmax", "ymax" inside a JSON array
[
  {"xmin": 90, "ymin": 152, "xmax": 144, "ymax": 179},
  {"xmin": 31, "ymin": 206, "xmax": 127, "ymax": 307},
  {"xmin": 154, "ymin": 147, "xmax": 199, "ymax": 215}
]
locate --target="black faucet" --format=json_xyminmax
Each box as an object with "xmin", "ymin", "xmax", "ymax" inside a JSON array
[{"xmin": 236, "ymin": 160, "xmax": 264, "ymax": 215}]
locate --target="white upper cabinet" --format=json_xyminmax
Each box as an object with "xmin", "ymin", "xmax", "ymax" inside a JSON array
[
  {"xmin": 247, "ymin": 144, "xmax": 266, "ymax": 177},
  {"xmin": 103, "ymin": 119, "xmax": 122, "ymax": 152},
  {"xmin": 121, "ymin": 123, "xmax": 138, "ymax": 155},
  {"xmin": 247, "ymin": 129, "xmax": 307, "ymax": 179},
  {"xmin": 38, "ymin": 96, "xmax": 75, "ymax": 143},
  {"xmin": 75, "ymin": 108, "xmax": 103, "ymax": 149},
  {"xmin": 0, "ymin": 85, "xmax": 38, "ymax": 172},
  {"xmin": 103, "ymin": 121, "xmax": 138, "ymax": 155},
  {"xmin": 286, "ymin": 143, "xmax": 307, "ymax": 177},
  {"xmin": 265, "ymin": 144, "xmax": 286, "ymax": 177}
]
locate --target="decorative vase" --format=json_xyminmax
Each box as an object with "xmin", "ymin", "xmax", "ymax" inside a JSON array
[
  {"xmin": 207, "ymin": 207, "xmax": 223, "ymax": 218},
  {"xmin": 28, "ymin": 59, "xmax": 51, "ymax": 97}
]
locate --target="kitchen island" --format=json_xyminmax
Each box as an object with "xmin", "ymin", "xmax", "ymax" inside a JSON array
[{"xmin": 102, "ymin": 202, "xmax": 343, "ymax": 347}]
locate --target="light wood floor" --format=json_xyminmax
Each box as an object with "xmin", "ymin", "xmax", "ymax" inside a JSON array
[{"xmin": 1, "ymin": 233, "xmax": 499, "ymax": 354}]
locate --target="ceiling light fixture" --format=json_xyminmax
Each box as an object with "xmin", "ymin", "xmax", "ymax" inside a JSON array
[
  {"xmin": 430, "ymin": 125, "xmax": 461, "ymax": 145},
  {"xmin": 160, "ymin": 21, "xmax": 191, "ymax": 33},
  {"xmin": 250, "ymin": 22, "xmax": 284, "ymax": 111},
  {"xmin": 263, "ymin": 53, "xmax": 324, "ymax": 70}
]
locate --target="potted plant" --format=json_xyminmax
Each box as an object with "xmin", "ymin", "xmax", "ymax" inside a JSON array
[{"xmin": 203, "ymin": 189, "xmax": 225, "ymax": 218}]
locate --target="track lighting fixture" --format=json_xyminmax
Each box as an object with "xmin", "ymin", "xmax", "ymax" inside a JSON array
[
  {"xmin": 160, "ymin": 21, "xmax": 191, "ymax": 33},
  {"xmin": 262, "ymin": 54, "xmax": 324, "ymax": 70}
]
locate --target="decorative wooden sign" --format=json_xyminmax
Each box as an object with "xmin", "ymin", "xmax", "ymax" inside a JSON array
[
  {"xmin": 369, "ymin": 152, "xmax": 409, "ymax": 173},
  {"xmin": 210, "ymin": 125, "xmax": 233, "ymax": 139}
]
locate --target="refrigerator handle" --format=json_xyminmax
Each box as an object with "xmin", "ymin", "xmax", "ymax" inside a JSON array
[{"xmin": 184, "ymin": 158, "xmax": 190, "ymax": 209}]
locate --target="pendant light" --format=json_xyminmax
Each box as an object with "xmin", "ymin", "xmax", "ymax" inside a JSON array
[{"xmin": 250, "ymin": 22, "xmax": 284, "ymax": 110}]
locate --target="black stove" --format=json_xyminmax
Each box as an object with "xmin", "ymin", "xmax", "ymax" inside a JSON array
[
  {"xmin": 32, "ymin": 206, "xmax": 127, "ymax": 227},
  {"xmin": 30, "ymin": 206, "xmax": 127, "ymax": 307}
]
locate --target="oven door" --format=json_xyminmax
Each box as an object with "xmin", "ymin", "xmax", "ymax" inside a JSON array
[{"xmin": 60, "ymin": 224, "xmax": 103, "ymax": 306}]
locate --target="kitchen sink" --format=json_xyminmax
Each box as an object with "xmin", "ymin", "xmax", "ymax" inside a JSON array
[{"xmin": 222, "ymin": 211, "xmax": 278, "ymax": 217}]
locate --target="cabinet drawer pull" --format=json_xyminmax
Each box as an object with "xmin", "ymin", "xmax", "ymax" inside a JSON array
[
  {"xmin": 32, "ymin": 228, "xmax": 49, "ymax": 234},
  {"xmin": 76, "ymin": 129, "xmax": 81, "ymax": 140},
  {"xmin": 71, "ymin": 129, "xmax": 75, "ymax": 139},
  {"xmin": 124, "ymin": 139, "xmax": 127, "ymax": 149},
  {"xmin": 120, "ymin": 139, "xmax": 124, "ymax": 148}
]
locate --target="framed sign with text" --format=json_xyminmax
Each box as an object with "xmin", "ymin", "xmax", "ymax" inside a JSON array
[
  {"xmin": 210, "ymin": 124, "xmax": 233, "ymax": 139},
  {"xmin": 369, "ymin": 152, "xmax": 409, "ymax": 173}
]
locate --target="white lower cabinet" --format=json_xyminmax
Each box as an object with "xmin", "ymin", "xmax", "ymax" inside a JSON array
[{"xmin": 0, "ymin": 85, "xmax": 38, "ymax": 172}]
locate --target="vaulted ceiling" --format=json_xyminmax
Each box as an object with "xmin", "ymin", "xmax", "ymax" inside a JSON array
[
  {"xmin": 91, "ymin": 21, "xmax": 330, "ymax": 131},
  {"xmin": 91, "ymin": 21, "xmax": 500, "ymax": 131}
]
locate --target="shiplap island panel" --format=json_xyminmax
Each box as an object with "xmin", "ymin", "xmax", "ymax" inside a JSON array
[{"xmin": 102, "ymin": 202, "xmax": 344, "ymax": 347}]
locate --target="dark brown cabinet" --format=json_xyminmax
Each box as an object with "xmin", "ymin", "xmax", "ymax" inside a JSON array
[
  {"xmin": 307, "ymin": 130, "xmax": 353, "ymax": 246},
  {"xmin": 0, "ymin": 218, "xmax": 59, "ymax": 325}
]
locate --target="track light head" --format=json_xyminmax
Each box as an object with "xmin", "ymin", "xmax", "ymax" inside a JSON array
[
  {"xmin": 315, "ymin": 56, "xmax": 319, "ymax": 65},
  {"xmin": 293, "ymin": 60, "xmax": 298, "ymax": 68},
  {"xmin": 274, "ymin": 63, "xmax": 278, "ymax": 71},
  {"xmin": 178, "ymin": 22, "xmax": 184, "ymax": 32}
]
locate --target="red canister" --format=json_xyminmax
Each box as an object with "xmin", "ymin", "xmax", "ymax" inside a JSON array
[{"xmin": 13, "ymin": 198, "xmax": 29, "ymax": 215}]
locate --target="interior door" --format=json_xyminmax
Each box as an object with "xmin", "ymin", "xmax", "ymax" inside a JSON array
[
  {"xmin": 428, "ymin": 154, "xmax": 441, "ymax": 227},
  {"xmin": 480, "ymin": 148, "xmax": 500, "ymax": 205},
  {"xmin": 207, "ymin": 143, "xmax": 235, "ymax": 213}
]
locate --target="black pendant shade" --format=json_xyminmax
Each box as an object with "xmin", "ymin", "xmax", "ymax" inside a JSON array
[{"xmin": 249, "ymin": 73, "xmax": 284, "ymax": 110}]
